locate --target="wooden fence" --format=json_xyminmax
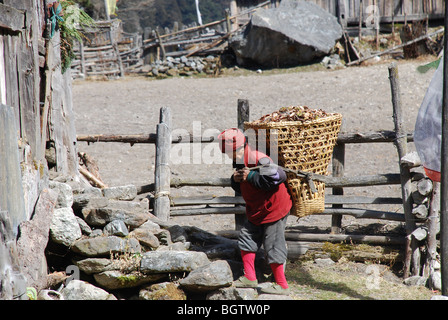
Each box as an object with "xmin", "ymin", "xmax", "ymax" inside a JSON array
[
  {"xmin": 77, "ymin": 63, "xmax": 438, "ymax": 278},
  {"xmin": 141, "ymin": 1, "xmax": 273, "ymax": 63},
  {"xmin": 77, "ymin": 104, "xmax": 409, "ymax": 233},
  {"xmin": 77, "ymin": 104, "xmax": 409, "ymax": 238},
  {"xmin": 70, "ymin": 0, "xmax": 445, "ymax": 78},
  {"xmin": 71, "ymin": 20, "xmax": 143, "ymax": 79}
]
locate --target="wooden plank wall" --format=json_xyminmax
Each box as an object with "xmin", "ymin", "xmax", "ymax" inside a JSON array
[
  {"xmin": 338, "ymin": 0, "xmax": 445, "ymax": 24},
  {"xmin": 235, "ymin": 0, "xmax": 445, "ymax": 24},
  {"xmin": 0, "ymin": 104, "xmax": 27, "ymax": 236},
  {"xmin": 0, "ymin": 0, "xmax": 78, "ymax": 224}
]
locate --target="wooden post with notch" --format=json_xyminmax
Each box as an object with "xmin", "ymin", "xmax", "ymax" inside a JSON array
[
  {"xmin": 331, "ymin": 139, "xmax": 345, "ymax": 234},
  {"xmin": 154, "ymin": 107, "xmax": 172, "ymax": 221},
  {"xmin": 388, "ymin": 62, "xmax": 418, "ymax": 278}
]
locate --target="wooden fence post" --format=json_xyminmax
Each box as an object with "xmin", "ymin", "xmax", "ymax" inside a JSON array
[
  {"xmin": 331, "ymin": 142, "xmax": 345, "ymax": 234},
  {"xmin": 154, "ymin": 107, "xmax": 171, "ymax": 221},
  {"xmin": 235, "ymin": 99, "xmax": 249, "ymax": 230},
  {"xmin": 388, "ymin": 62, "xmax": 418, "ymax": 278},
  {"xmin": 155, "ymin": 30, "xmax": 166, "ymax": 61}
]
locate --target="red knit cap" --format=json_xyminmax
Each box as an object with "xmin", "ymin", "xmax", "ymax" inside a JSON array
[{"xmin": 218, "ymin": 128, "xmax": 246, "ymax": 153}]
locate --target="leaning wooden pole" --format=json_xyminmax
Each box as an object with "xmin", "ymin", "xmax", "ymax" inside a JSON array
[
  {"xmin": 388, "ymin": 62, "xmax": 418, "ymax": 278},
  {"xmin": 154, "ymin": 107, "xmax": 172, "ymax": 221}
]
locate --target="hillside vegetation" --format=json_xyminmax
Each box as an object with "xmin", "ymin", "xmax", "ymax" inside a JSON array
[{"xmin": 75, "ymin": 0, "xmax": 231, "ymax": 33}]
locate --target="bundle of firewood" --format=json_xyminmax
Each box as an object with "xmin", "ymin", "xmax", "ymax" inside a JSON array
[{"xmin": 251, "ymin": 105, "xmax": 334, "ymax": 124}]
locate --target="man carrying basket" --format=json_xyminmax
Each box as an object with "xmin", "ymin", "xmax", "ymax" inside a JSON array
[{"xmin": 218, "ymin": 128, "xmax": 292, "ymax": 295}]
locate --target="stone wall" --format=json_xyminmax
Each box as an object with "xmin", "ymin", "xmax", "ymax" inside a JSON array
[{"xmin": 37, "ymin": 177, "xmax": 289, "ymax": 300}]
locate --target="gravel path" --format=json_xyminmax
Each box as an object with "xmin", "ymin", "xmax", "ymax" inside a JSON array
[{"xmin": 73, "ymin": 58, "xmax": 436, "ymax": 232}]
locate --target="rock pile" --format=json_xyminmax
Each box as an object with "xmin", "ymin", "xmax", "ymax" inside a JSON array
[
  {"xmin": 40, "ymin": 175, "xmax": 287, "ymax": 300},
  {"xmin": 145, "ymin": 55, "xmax": 220, "ymax": 79},
  {"xmin": 401, "ymin": 151, "xmax": 441, "ymax": 291},
  {"xmin": 401, "ymin": 151, "xmax": 437, "ymax": 225}
]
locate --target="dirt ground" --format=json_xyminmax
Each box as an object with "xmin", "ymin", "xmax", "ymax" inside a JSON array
[{"xmin": 73, "ymin": 56, "xmax": 436, "ymax": 232}]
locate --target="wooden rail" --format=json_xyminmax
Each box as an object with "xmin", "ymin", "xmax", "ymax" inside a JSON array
[
  {"xmin": 76, "ymin": 105, "xmax": 410, "ymax": 229},
  {"xmin": 76, "ymin": 130, "xmax": 414, "ymax": 145}
]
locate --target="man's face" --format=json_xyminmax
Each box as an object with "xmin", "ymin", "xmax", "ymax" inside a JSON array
[
  {"xmin": 232, "ymin": 146, "xmax": 245, "ymax": 163},
  {"xmin": 224, "ymin": 145, "xmax": 245, "ymax": 163}
]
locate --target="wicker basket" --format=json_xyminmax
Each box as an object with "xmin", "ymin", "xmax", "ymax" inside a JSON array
[{"xmin": 244, "ymin": 113, "xmax": 342, "ymax": 218}]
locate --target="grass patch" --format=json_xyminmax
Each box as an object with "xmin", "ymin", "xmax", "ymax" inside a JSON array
[{"xmin": 286, "ymin": 260, "xmax": 438, "ymax": 300}]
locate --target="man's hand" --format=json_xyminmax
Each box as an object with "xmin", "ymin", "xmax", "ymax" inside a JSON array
[{"xmin": 233, "ymin": 167, "xmax": 250, "ymax": 183}]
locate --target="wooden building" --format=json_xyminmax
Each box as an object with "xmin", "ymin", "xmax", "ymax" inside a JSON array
[
  {"xmin": 0, "ymin": 0, "xmax": 78, "ymax": 299},
  {"xmin": 230, "ymin": 0, "xmax": 445, "ymax": 28}
]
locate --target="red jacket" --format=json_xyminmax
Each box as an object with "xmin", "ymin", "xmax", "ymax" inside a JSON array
[{"xmin": 232, "ymin": 145, "xmax": 292, "ymax": 225}]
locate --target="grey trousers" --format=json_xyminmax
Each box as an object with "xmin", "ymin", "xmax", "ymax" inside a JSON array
[{"xmin": 238, "ymin": 214, "xmax": 289, "ymax": 265}]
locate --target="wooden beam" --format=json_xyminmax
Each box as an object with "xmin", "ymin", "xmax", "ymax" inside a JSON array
[
  {"xmin": 136, "ymin": 173, "xmax": 401, "ymax": 195},
  {"xmin": 324, "ymin": 173, "xmax": 401, "ymax": 187},
  {"xmin": 76, "ymin": 130, "xmax": 414, "ymax": 145},
  {"xmin": 322, "ymin": 208, "xmax": 405, "ymax": 222},
  {"xmin": 218, "ymin": 230, "xmax": 406, "ymax": 246},
  {"xmin": 389, "ymin": 62, "xmax": 418, "ymax": 278},
  {"xmin": 169, "ymin": 194, "xmax": 403, "ymax": 207},
  {"xmin": 142, "ymin": 0, "xmax": 270, "ymax": 45},
  {"xmin": 347, "ymin": 28, "xmax": 444, "ymax": 66},
  {"xmin": 337, "ymin": 131, "xmax": 414, "ymax": 144},
  {"xmin": 76, "ymin": 133, "xmax": 158, "ymax": 144},
  {"xmin": 287, "ymin": 232, "xmax": 405, "ymax": 246},
  {"xmin": 79, "ymin": 167, "xmax": 107, "ymax": 189},
  {"xmin": 170, "ymin": 207, "xmax": 245, "ymax": 216},
  {"xmin": 169, "ymin": 206, "xmax": 405, "ymax": 221},
  {"xmin": 171, "ymin": 196, "xmax": 246, "ymax": 206}
]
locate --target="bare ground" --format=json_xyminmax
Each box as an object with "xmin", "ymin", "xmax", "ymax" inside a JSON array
[{"xmin": 73, "ymin": 57, "xmax": 440, "ymax": 299}]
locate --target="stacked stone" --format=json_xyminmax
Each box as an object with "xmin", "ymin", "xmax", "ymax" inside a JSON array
[
  {"xmin": 145, "ymin": 55, "xmax": 219, "ymax": 78},
  {"xmin": 44, "ymin": 178, "xmax": 238, "ymax": 300},
  {"xmin": 401, "ymin": 151, "xmax": 441, "ymax": 291},
  {"xmin": 43, "ymin": 176, "xmax": 290, "ymax": 300}
]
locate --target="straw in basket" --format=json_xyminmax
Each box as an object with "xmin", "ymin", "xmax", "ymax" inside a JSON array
[{"xmin": 244, "ymin": 110, "xmax": 342, "ymax": 218}]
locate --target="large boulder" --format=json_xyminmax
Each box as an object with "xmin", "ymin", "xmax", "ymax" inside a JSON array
[{"xmin": 230, "ymin": 0, "xmax": 343, "ymax": 67}]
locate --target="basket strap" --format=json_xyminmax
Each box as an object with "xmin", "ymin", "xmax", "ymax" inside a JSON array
[{"xmin": 245, "ymin": 164, "xmax": 320, "ymax": 194}]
